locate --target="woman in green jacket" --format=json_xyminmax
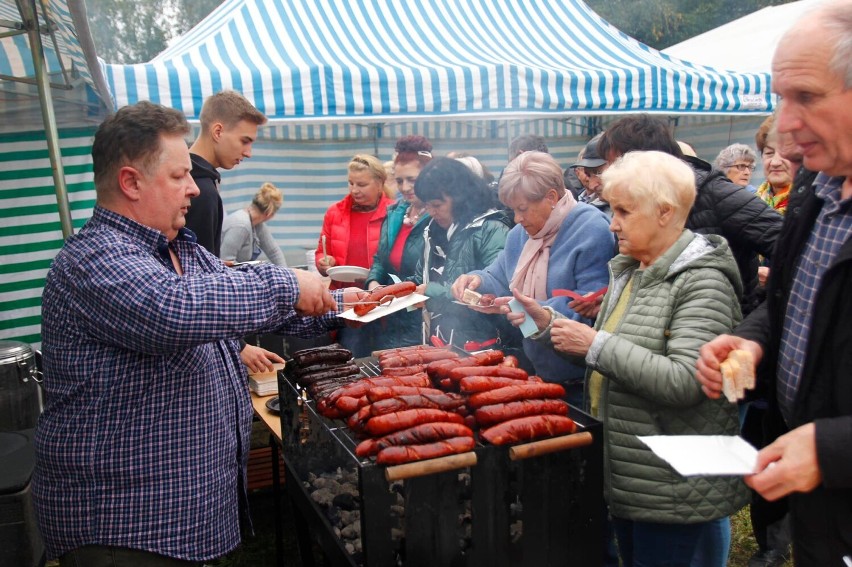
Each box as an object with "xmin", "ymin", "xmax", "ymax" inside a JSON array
[
  {"xmin": 364, "ymin": 135, "xmax": 432, "ymax": 350},
  {"xmin": 510, "ymin": 151, "xmax": 748, "ymax": 566},
  {"xmin": 414, "ymin": 157, "xmax": 514, "ymax": 350}
]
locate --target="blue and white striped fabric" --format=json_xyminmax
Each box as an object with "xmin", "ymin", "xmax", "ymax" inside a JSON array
[{"xmin": 103, "ymin": 0, "xmax": 773, "ymax": 122}]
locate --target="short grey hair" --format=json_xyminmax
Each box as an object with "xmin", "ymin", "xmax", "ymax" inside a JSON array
[
  {"xmin": 498, "ymin": 151, "xmax": 565, "ymax": 205},
  {"xmin": 713, "ymin": 143, "xmax": 757, "ymax": 170},
  {"xmin": 821, "ymin": 1, "xmax": 852, "ymax": 88}
]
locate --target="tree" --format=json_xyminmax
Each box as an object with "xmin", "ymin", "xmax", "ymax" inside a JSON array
[{"xmin": 86, "ymin": 0, "xmax": 223, "ymax": 64}]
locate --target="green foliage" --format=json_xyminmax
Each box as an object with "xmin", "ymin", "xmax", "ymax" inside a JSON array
[
  {"xmin": 85, "ymin": 0, "xmax": 223, "ymax": 64},
  {"xmin": 586, "ymin": 0, "xmax": 798, "ymax": 49}
]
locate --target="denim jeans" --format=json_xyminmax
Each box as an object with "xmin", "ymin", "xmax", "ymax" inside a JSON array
[
  {"xmin": 692, "ymin": 516, "xmax": 731, "ymax": 567},
  {"xmin": 612, "ymin": 516, "xmax": 721, "ymax": 567}
]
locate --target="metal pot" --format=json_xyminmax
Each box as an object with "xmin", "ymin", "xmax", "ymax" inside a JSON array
[{"xmin": 0, "ymin": 341, "xmax": 42, "ymax": 432}]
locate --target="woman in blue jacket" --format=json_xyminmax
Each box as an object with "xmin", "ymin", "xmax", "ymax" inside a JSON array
[{"xmin": 451, "ymin": 151, "xmax": 614, "ymax": 407}]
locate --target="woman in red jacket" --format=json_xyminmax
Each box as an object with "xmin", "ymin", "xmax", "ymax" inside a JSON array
[{"xmin": 315, "ymin": 154, "xmax": 394, "ymax": 290}]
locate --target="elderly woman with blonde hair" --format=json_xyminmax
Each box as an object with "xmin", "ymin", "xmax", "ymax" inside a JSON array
[
  {"xmin": 510, "ymin": 151, "xmax": 748, "ymax": 566},
  {"xmin": 220, "ymin": 182, "xmax": 287, "ymax": 266},
  {"xmin": 451, "ymin": 151, "xmax": 614, "ymax": 406}
]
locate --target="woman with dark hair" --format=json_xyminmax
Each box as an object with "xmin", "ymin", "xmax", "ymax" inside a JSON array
[
  {"xmin": 414, "ymin": 157, "xmax": 513, "ymax": 349},
  {"xmin": 363, "ymin": 136, "xmax": 433, "ymax": 349}
]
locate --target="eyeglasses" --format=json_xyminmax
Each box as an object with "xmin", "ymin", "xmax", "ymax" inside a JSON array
[{"xmin": 729, "ymin": 163, "xmax": 756, "ymax": 172}]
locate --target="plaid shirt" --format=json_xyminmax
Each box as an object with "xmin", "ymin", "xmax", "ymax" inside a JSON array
[
  {"xmin": 777, "ymin": 175, "xmax": 852, "ymax": 423},
  {"xmin": 34, "ymin": 207, "xmax": 340, "ymax": 561}
]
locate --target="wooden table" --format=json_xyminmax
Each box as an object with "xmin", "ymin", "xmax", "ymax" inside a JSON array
[
  {"xmin": 251, "ymin": 391, "xmax": 282, "ymax": 442},
  {"xmin": 250, "ymin": 391, "xmax": 286, "ymax": 566}
]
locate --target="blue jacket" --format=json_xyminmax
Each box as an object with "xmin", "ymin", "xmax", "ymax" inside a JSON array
[{"xmin": 471, "ymin": 203, "xmax": 615, "ymax": 384}]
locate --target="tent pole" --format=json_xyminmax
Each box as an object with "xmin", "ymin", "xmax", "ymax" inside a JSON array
[{"xmin": 17, "ymin": 0, "xmax": 74, "ymax": 239}]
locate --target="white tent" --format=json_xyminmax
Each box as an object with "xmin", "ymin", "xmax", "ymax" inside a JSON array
[{"xmin": 662, "ymin": 0, "xmax": 818, "ymax": 74}]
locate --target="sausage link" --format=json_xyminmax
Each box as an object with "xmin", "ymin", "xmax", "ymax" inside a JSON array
[
  {"xmin": 365, "ymin": 408, "xmax": 465, "ymax": 437},
  {"xmin": 467, "ymin": 382, "xmax": 566, "ymax": 409},
  {"xmin": 474, "ymin": 399, "xmax": 569, "ymax": 427},
  {"xmin": 376, "ymin": 435, "xmax": 475, "ymax": 465},
  {"xmin": 480, "ymin": 415, "xmax": 576, "ymax": 445}
]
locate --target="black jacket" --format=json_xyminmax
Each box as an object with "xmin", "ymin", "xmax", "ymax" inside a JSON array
[
  {"xmin": 737, "ymin": 175, "xmax": 852, "ymax": 561},
  {"xmin": 686, "ymin": 158, "xmax": 783, "ymax": 315},
  {"xmin": 187, "ymin": 153, "xmax": 224, "ymax": 256}
]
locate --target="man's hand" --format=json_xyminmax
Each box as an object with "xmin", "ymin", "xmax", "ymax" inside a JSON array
[
  {"xmin": 745, "ymin": 423, "xmax": 822, "ymax": 501},
  {"xmin": 240, "ymin": 344, "xmax": 284, "ymax": 374},
  {"xmin": 293, "ymin": 268, "xmax": 336, "ymax": 316},
  {"xmin": 695, "ymin": 335, "xmax": 764, "ymax": 399},
  {"xmin": 316, "ymin": 255, "xmax": 336, "ymax": 276},
  {"xmin": 451, "ymin": 274, "xmax": 482, "ymax": 301},
  {"xmin": 551, "ymin": 318, "xmax": 596, "ymax": 357}
]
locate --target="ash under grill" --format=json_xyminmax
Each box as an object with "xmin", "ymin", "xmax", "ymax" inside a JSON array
[{"xmin": 278, "ymin": 358, "xmax": 603, "ymax": 567}]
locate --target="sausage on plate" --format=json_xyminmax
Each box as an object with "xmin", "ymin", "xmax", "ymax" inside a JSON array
[{"xmin": 354, "ymin": 282, "xmax": 417, "ymax": 316}]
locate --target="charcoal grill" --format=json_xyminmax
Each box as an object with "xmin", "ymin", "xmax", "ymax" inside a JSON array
[{"xmin": 278, "ymin": 357, "xmax": 603, "ymax": 567}]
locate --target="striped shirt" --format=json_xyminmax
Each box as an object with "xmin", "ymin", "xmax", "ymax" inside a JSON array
[
  {"xmin": 34, "ymin": 207, "xmax": 340, "ymax": 561},
  {"xmin": 777, "ymin": 175, "xmax": 852, "ymax": 423}
]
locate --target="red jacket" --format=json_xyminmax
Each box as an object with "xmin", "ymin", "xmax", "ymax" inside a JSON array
[{"xmin": 315, "ymin": 194, "xmax": 392, "ymax": 287}]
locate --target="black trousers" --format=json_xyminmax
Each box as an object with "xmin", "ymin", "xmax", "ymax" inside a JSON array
[{"xmin": 59, "ymin": 545, "xmax": 202, "ymax": 567}]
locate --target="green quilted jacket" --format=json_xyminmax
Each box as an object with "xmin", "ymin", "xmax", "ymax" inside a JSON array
[{"xmin": 587, "ymin": 230, "xmax": 749, "ymax": 523}]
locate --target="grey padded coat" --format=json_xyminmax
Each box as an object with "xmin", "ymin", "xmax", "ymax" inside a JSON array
[{"xmin": 584, "ymin": 230, "xmax": 750, "ymax": 523}]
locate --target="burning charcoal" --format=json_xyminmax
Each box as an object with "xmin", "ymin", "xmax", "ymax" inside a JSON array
[
  {"xmin": 334, "ymin": 526, "xmax": 342, "ymax": 538},
  {"xmin": 390, "ymin": 504, "xmax": 405, "ymax": 517},
  {"xmin": 510, "ymin": 500, "xmax": 523, "ymax": 518},
  {"xmin": 313, "ymin": 477, "xmax": 342, "ymax": 494},
  {"xmin": 333, "ymin": 492, "xmax": 358, "ymax": 511},
  {"xmin": 339, "ymin": 509, "xmax": 359, "ymax": 525},
  {"xmin": 391, "ymin": 528, "xmax": 404, "ymax": 541},
  {"xmin": 341, "ymin": 522, "xmax": 361, "ymax": 539},
  {"xmin": 324, "ymin": 506, "xmax": 340, "ymax": 526},
  {"xmin": 307, "ymin": 472, "xmax": 318, "ymax": 483},
  {"xmin": 311, "ymin": 487, "xmax": 335, "ymax": 507},
  {"xmin": 340, "ymin": 481, "xmax": 359, "ymax": 496},
  {"xmin": 345, "ymin": 542, "xmax": 355, "ymax": 554},
  {"xmin": 353, "ymin": 539, "xmax": 362, "ymax": 553}
]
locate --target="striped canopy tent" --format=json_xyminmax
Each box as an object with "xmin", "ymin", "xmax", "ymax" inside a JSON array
[
  {"xmin": 104, "ymin": 0, "xmax": 772, "ymax": 122},
  {"xmin": 1, "ymin": 0, "xmax": 110, "ymax": 346}
]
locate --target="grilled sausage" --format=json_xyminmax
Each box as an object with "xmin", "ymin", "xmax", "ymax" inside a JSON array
[
  {"xmin": 297, "ymin": 363, "xmax": 360, "ymax": 385},
  {"xmin": 354, "ymin": 422, "xmax": 474, "ymax": 458},
  {"xmin": 292, "ymin": 347, "xmax": 352, "ymax": 367},
  {"xmin": 458, "ymin": 375, "xmax": 542, "ymax": 393},
  {"xmin": 380, "ymin": 350, "xmax": 460, "ymax": 368},
  {"xmin": 380, "ymin": 364, "xmax": 427, "ymax": 376},
  {"xmin": 366, "ymin": 386, "xmax": 445, "ymax": 403},
  {"xmin": 500, "ymin": 355, "xmax": 520, "ymax": 367},
  {"xmin": 467, "ymin": 382, "xmax": 566, "ymax": 409},
  {"xmin": 466, "ymin": 350, "xmax": 504, "ymax": 366},
  {"xmin": 426, "ymin": 358, "xmax": 466, "ymax": 381},
  {"xmin": 376, "ymin": 345, "xmax": 447, "ymax": 361},
  {"xmin": 326, "ymin": 373, "xmax": 432, "ymax": 404},
  {"xmin": 335, "ymin": 395, "xmax": 371, "ymax": 415},
  {"xmin": 370, "ymin": 392, "xmax": 467, "ymax": 416},
  {"xmin": 474, "ymin": 399, "xmax": 570, "ymax": 427},
  {"xmin": 365, "ymin": 408, "xmax": 466, "ymax": 437},
  {"xmin": 480, "ymin": 415, "xmax": 576, "ymax": 445},
  {"xmin": 376, "ymin": 435, "xmax": 476, "ymax": 465},
  {"xmin": 354, "ymin": 282, "xmax": 417, "ymax": 316},
  {"xmin": 447, "ymin": 365, "xmax": 528, "ymax": 382}
]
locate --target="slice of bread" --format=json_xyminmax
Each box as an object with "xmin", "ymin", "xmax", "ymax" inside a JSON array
[
  {"xmin": 719, "ymin": 349, "xmax": 755, "ymax": 403},
  {"xmin": 462, "ymin": 289, "xmax": 482, "ymax": 305}
]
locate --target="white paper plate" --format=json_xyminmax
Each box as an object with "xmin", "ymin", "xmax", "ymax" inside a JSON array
[
  {"xmin": 337, "ymin": 293, "xmax": 429, "ymax": 323},
  {"xmin": 327, "ymin": 265, "xmax": 370, "ymax": 282}
]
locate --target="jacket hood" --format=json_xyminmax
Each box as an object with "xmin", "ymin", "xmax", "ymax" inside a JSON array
[
  {"xmin": 610, "ymin": 230, "xmax": 744, "ymax": 299},
  {"xmin": 190, "ymin": 153, "xmax": 221, "ymax": 182}
]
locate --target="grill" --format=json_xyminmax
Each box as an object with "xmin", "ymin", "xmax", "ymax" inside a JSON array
[{"xmin": 278, "ymin": 357, "xmax": 603, "ymax": 567}]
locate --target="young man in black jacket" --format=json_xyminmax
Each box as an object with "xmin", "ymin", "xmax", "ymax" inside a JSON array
[{"xmin": 697, "ymin": 2, "xmax": 852, "ymax": 564}]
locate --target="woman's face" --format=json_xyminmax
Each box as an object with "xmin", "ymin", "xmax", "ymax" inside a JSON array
[
  {"xmin": 724, "ymin": 161, "xmax": 755, "ymax": 187},
  {"xmin": 394, "ymin": 161, "xmax": 423, "ymax": 205},
  {"xmin": 424, "ymin": 196, "xmax": 454, "ymax": 228},
  {"xmin": 348, "ymin": 169, "xmax": 384, "ymax": 207},
  {"xmin": 505, "ymin": 189, "xmax": 559, "ymax": 236},
  {"xmin": 762, "ymin": 137, "xmax": 794, "ymax": 190},
  {"xmin": 607, "ymin": 185, "xmax": 663, "ymax": 266}
]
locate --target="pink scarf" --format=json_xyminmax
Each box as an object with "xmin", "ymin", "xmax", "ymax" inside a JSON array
[{"xmin": 510, "ymin": 192, "xmax": 577, "ymax": 300}]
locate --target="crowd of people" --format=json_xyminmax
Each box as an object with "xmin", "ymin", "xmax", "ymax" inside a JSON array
[{"xmin": 30, "ymin": 1, "xmax": 851, "ymax": 565}]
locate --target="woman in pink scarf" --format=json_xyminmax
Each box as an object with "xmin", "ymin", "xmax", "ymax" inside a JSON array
[{"xmin": 451, "ymin": 151, "xmax": 615, "ymax": 407}]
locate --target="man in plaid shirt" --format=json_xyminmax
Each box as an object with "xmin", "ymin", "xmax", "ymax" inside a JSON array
[
  {"xmin": 33, "ymin": 101, "xmax": 357, "ymax": 565},
  {"xmin": 697, "ymin": 1, "xmax": 852, "ymax": 564}
]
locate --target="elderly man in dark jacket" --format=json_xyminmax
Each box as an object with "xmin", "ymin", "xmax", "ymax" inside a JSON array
[
  {"xmin": 597, "ymin": 115, "xmax": 783, "ymax": 317},
  {"xmin": 697, "ymin": 1, "xmax": 852, "ymax": 564}
]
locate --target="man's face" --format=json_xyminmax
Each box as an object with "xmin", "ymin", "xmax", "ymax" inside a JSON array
[
  {"xmin": 136, "ymin": 134, "xmax": 199, "ymax": 240},
  {"xmin": 772, "ymin": 27, "xmax": 852, "ymax": 176},
  {"xmin": 584, "ymin": 164, "xmax": 608, "ymax": 198},
  {"xmin": 214, "ymin": 119, "xmax": 259, "ymax": 170}
]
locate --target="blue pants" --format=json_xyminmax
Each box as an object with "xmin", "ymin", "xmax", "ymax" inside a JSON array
[
  {"xmin": 692, "ymin": 517, "xmax": 731, "ymax": 567},
  {"xmin": 612, "ymin": 516, "xmax": 727, "ymax": 567}
]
